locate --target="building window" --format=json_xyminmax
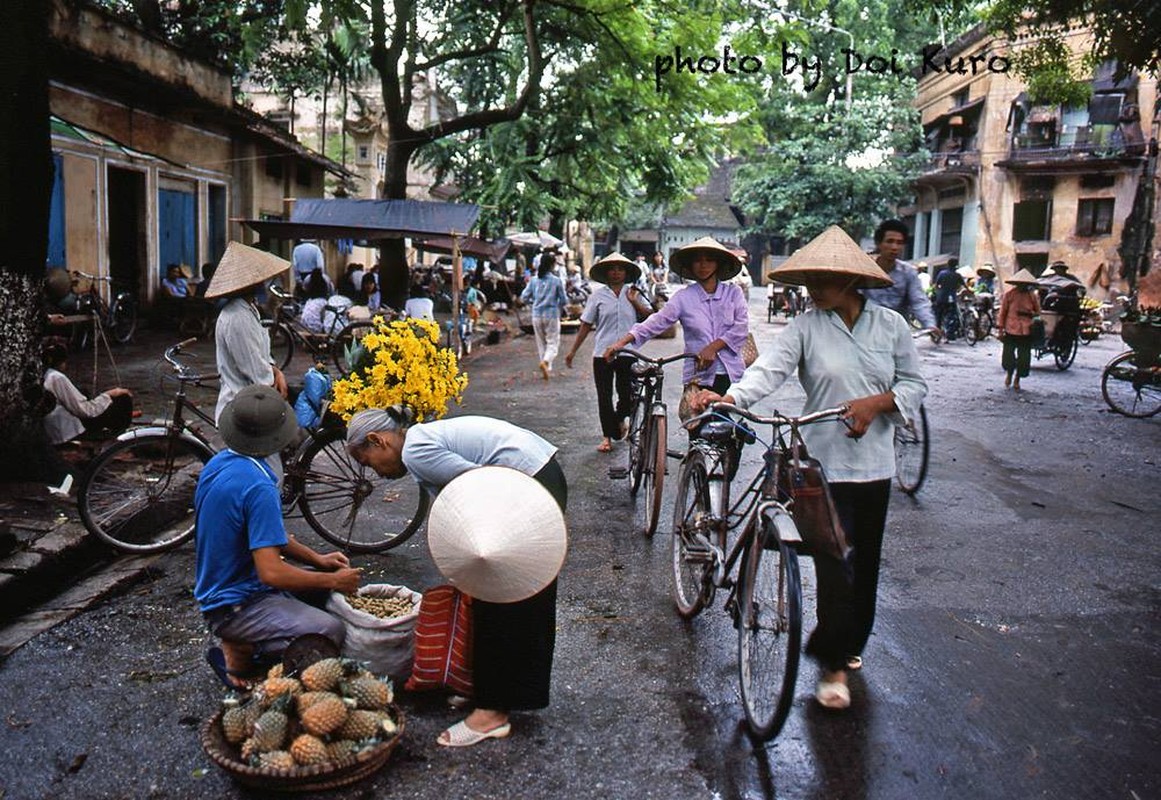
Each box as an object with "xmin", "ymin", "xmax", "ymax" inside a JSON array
[
  {"xmin": 939, "ymin": 207, "xmax": 963, "ymax": 255},
  {"xmin": 356, "ymin": 144, "xmax": 371, "ymax": 164},
  {"xmin": 951, "ymin": 88, "xmax": 970, "ymax": 107},
  {"xmin": 1016, "ymin": 252, "xmax": 1049, "ymax": 277},
  {"xmin": 1021, "ymin": 176, "xmax": 1055, "ymax": 199},
  {"xmin": 1080, "ymin": 174, "xmax": 1116, "ymax": 189},
  {"xmin": 296, "ymin": 164, "xmax": 312, "ymax": 188},
  {"xmin": 376, "ymin": 151, "xmax": 387, "ymax": 174},
  {"xmin": 1076, "ymin": 198, "xmax": 1115, "ymax": 236},
  {"xmin": 1013, "ymin": 200, "xmax": 1052, "ymax": 241},
  {"xmin": 264, "ymin": 154, "xmax": 283, "ymax": 180}
]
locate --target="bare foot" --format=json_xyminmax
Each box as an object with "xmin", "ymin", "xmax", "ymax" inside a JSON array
[{"xmin": 597, "ymin": 438, "xmax": 612, "ymax": 453}]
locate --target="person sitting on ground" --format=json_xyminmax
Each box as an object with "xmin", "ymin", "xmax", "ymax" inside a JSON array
[
  {"xmin": 42, "ymin": 341, "xmax": 133, "ymax": 445},
  {"xmin": 337, "ymin": 263, "xmax": 364, "ymax": 301},
  {"xmin": 196, "ymin": 385, "xmax": 360, "ymax": 689},
  {"xmin": 355, "ymin": 272, "xmax": 380, "ymax": 315},
  {"xmin": 161, "ymin": 264, "xmax": 190, "ymax": 298}
]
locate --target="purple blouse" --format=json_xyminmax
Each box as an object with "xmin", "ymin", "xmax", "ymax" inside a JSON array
[{"xmin": 630, "ymin": 281, "xmax": 749, "ymax": 385}]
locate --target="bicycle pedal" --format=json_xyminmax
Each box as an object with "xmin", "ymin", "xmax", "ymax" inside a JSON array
[{"xmin": 607, "ymin": 466, "xmax": 629, "ymax": 479}]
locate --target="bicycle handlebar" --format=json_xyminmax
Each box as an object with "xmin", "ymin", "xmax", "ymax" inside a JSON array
[
  {"xmin": 687, "ymin": 401, "xmax": 850, "ymax": 431},
  {"xmin": 163, "ymin": 339, "xmax": 217, "ymax": 382},
  {"xmin": 611, "ymin": 348, "xmax": 698, "ymax": 366},
  {"xmin": 268, "ymin": 282, "xmax": 292, "ymax": 300}
]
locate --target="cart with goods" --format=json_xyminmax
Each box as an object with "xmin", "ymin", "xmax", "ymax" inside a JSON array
[{"xmin": 1100, "ymin": 311, "xmax": 1161, "ymax": 418}]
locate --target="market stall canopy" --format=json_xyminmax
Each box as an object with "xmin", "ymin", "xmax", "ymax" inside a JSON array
[
  {"xmin": 508, "ymin": 230, "xmax": 565, "ymax": 249},
  {"xmin": 417, "ymin": 235, "xmax": 513, "ymax": 263},
  {"xmin": 240, "ymin": 198, "xmax": 480, "ymax": 241}
]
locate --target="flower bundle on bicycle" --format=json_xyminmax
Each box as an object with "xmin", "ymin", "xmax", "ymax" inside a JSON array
[{"xmin": 329, "ymin": 316, "xmax": 468, "ymax": 421}]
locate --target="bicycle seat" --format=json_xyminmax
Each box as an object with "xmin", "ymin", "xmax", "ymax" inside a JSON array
[{"xmin": 693, "ymin": 419, "xmax": 756, "ymax": 445}]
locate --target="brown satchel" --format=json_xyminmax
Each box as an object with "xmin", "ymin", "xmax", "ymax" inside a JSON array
[{"xmin": 776, "ymin": 432, "xmax": 852, "ymax": 563}]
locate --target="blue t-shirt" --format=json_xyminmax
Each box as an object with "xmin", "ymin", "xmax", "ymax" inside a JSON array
[{"xmin": 193, "ymin": 450, "xmax": 287, "ymax": 613}]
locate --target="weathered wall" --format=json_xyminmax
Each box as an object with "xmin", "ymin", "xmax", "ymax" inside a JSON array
[{"xmin": 61, "ymin": 153, "xmax": 99, "ymax": 275}]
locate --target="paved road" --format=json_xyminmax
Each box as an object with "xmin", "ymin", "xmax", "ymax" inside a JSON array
[{"xmin": 0, "ymin": 297, "xmax": 1157, "ymax": 799}]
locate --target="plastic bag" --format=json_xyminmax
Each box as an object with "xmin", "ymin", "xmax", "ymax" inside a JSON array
[
  {"xmin": 293, "ymin": 366, "xmax": 332, "ymax": 429},
  {"xmin": 326, "ymin": 584, "xmax": 422, "ymax": 680}
]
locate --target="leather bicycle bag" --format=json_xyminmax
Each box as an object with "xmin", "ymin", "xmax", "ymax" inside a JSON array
[{"xmin": 775, "ymin": 433, "xmax": 852, "ymax": 563}]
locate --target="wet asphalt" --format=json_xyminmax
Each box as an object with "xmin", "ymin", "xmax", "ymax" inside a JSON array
[{"xmin": 0, "ymin": 294, "xmax": 1158, "ymax": 799}]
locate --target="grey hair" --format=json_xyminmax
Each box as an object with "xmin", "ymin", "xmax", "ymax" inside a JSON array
[{"xmin": 345, "ymin": 406, "xmax": 415, "ymax": 450}]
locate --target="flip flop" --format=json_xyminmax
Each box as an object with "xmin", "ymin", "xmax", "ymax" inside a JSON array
[
  {"xmin": 437, "ymin": 720, "xmax": 511, "ymax": 747},
  {"xmin": 815, "ymin": 680, "xmax": 850, "ymax": 710},
  {"xmin": 205, "ymin": 646, "xmax": 256, "ymax": 692},
  {"xmin": 596, "ymin": 440, "xmax": 612, "ymax": 453}
]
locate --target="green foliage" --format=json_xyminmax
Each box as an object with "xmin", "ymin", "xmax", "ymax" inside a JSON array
[
  {"xmin": 733, "ymin": 98, "xmax": 926, "ymax": 243},
  {"xmin": 1010, "ymin": 38, "xmax": 1093, "ymax": 106}
]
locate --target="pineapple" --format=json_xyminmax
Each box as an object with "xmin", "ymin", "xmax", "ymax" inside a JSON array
[
  {"xmin": 295, "ymin": 691, "xmax": 338, "ymax": 717},
  {"xmin": 256, "ymin": 750, "xmax": 296, "ymax": 771},
  {"xmin": 336, "ymin": 709, "xmax": 381, "ymax": 741},
  {"xmin": 339, "ymin": 677, "xmax": 393, "ymax": 710},
  {"xmin": 221, "ymin": 698, "xmax": 252, "ymax": 745},
  {"xmin": 300, "ymin": 658, "xmax": 345, "ymax": 692},
  {"xmin": 325, "ymin": 739, "xmax": 358, "ymax": 762},
  {"xmin": 250, "ymin": 696, "xmax": 291, "ymax": 753},
  {"xmin": 299, "ymin": 695, "xmax": 348, "ymax": 737},
  {"xmin": 289, "ymin": 734, "xmax": 329, "ymax": 766},
  {"xmin": 258, "ymin": 676, "xmax": 302, "ymax": 708},
  {"xmin": 266, "ymin": 662, "xmax": 284, "ymax": 680}
]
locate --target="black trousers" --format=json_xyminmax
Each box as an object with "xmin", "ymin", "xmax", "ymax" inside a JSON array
[
  {"xmin": 81, "ymin": 393, "xmax": 133, "ymax": 438},
  {"xmin": 592, "ymin": 356, "xmax": 633, "ymax": 439},
  {"xmin": 804, "ymin": 479, "xmax": 891, "ymax": 672},
  {"xmin": 472, "ymin": 457, "xmax": 567, "ymax": 710},
  {"xmin": 1001, "ymin": 334, "xmax": 1033, "ymax": 378}
]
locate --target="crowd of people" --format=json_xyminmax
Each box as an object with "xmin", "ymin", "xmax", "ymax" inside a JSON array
[{"xmin": 33, "ymin": 220, "xmax": 1101, "ymax": 753}]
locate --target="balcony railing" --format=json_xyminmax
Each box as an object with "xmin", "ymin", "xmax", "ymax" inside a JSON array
[{"xmin": 926, "ymin": 150, "xmax": 981, "ymax": 172}]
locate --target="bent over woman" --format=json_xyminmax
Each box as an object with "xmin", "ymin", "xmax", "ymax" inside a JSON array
[{"xmin": 346, "ymin": 408, "xmax": 566, "ymax": 747}]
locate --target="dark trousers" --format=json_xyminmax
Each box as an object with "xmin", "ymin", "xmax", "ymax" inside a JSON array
[
  {"xmin": 804, "ymin": 479, "xmax": 891, "ymax": 672},
  {"xmin": 1001, "ymin": 334, "xmax": 1033, "ymax": 378},
  {"xmin": 82, "ymin": 393, "xmax": 133, "ymax": 438},
  {"xmin": 592, "ymin": 356, "xmax": 633, "ymax": 439},
  {"xmin": 472, "ymin": 457, "xmax": 567, "ymax": 710}
]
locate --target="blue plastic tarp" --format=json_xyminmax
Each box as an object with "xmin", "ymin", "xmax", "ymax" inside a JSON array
[{"xmin": 241, "ymin": 198, "xmax": 480, "ymax": 241}]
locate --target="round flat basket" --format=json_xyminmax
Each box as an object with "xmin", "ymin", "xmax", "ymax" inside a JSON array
[{"xmin": 200, "ymin": 706, "xmax": 405, "ymax": 792}]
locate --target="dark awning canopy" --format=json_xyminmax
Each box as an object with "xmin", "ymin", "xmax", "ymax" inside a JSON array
[
  {"xmin": 240, "ymin": 198, "xmax": 480, "ymax": 241},
  {"xmin": 416, "ymin": 235, "xmax": 513, "ymax": 262},
  {"xmin": 923, "ymin": 96, "xmax": 985, "ymax": 132}
]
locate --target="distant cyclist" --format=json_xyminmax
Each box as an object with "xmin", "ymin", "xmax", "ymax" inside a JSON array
[{"xmin": 862, "ymin": 219, "xmax": 939, "ymax": 335}]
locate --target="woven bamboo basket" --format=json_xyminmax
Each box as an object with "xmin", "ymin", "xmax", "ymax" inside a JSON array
[{"xmin": 200, "ymin": 706, "xmax": 405, "ymax": 792}]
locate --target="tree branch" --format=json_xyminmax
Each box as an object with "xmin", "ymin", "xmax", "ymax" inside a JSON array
[{"xmin": 414, "ymin": 5, "xmax": 515, "ymax": 72}]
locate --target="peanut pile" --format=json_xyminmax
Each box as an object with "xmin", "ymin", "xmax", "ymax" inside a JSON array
[{"xmin": 345, "ymin": 594, "xmax": 415, "ymax": 619}]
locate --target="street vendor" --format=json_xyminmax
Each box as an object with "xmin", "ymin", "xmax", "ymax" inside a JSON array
[
  {"xmin": 195, "ymin": 385, "xmax": 360, "ymax": 690},
  {"xmin": 345, "ymin": 407, "xmax": 567, "ymax": 748}
]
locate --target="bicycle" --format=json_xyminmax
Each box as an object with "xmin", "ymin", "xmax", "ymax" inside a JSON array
[
  {"xmin": 61, "ymin": 269, "xmax": 138, "ymax": 346},
  {"xmin": 263, "ymin": 283, "xmax": 385, "ymax": 375},
  {"xmin": 1100, "ymin": 320, "xmax": 1160, "ymax": 418},
  {"xmin": 893, "ymin": 329, "xmax": 935, "ymax": 496},
  {"xmin": 613, "ymin": 349, "xmax": 696, "ymax": 537},
  {"xmin": 671, "ymin": 402, "xmax": 849, "ymax": 740},
  {"xmin": 76, "ymin": 340, "xmax": 428, "ymax": 554}
]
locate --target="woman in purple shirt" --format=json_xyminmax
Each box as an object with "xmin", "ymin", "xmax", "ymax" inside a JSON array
[{"xmin": 603, "ymin": 236, "xmax": 749, "ymax": 396}]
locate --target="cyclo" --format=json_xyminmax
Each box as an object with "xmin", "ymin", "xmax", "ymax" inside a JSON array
[{"xmin": 1030, "ymin": 273, "xmax": 1083, "ymax": 370}]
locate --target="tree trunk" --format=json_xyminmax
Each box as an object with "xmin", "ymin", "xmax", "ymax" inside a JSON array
[
  {"xmin": 376, "ymin": 137, "xmax": 418, "ymax": 311},
  {"xmin": 0, "ymin": 0, "xmax": 63, "ymax": 483}
]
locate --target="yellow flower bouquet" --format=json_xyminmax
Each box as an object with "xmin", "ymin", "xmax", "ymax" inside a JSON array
[{"xmin": 329, "ymin": 317, "xmax": 468, "ymax": 421}]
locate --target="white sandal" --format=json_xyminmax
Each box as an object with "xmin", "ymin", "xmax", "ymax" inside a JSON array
[{"xmin": 437, "ymin": 720, "xmax": 511, "ymax": 747}]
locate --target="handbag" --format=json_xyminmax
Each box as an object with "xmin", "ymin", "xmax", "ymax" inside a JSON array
[
  {"xmin": 677, "ymin": 380, "xmax": 701, "ymax": 425},
  {"xmin": 403, "ymin": 584, "xmax": 473, "ymax": 696},
  {"xmin": 775, "ymin": 432, "xmax": 852, "ymax": 563},
  {"xmin": 740, "ymin": 332, "xmax": 759, "ymax": 367}
]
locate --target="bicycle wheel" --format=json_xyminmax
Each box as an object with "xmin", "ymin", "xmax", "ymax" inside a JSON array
[
  {"xmin": 1054, "ymin": 335, "xmax": 1078, "ymax": 370},
  {"xmin": 263, "ymin": 319, "xmax": 293, "ymax": 371},
  {"xmin": 1101, "ymin": 351, "xmax": 1161, "ymax": 418},
  {"xmin": 641, "ymin": 412, "xmax": 668, "ymax": 537},
  {"xmin": 78, "ymin": 434, "xmax": 212, "ymax": 553},
  {"xmin": 294, "ymin": 427, "xmax": 429, "ymax": 553},
  {"xmin": 738, "ymin": 516, "xmax": 802, "ymax": 741},
  {"xmin": 671, "ymin": 450, "xmax": 715, "ymax": 619},
  {"xmin": 109, "ymin": 297, "xmax": 138, "ymax": 344},
  {"xmin": 627, "ymin": 390, "xmax": 649, "ymax": 496},
  {"xmin": 963, "ymin": 310, "xmax": 980, "ymax": 345},
  {"xmin": 894, "ymin": 404, "xmax": 929, "ymax": 495},
  {"xmin": 331, "ymin": 320, "xmax": 376, "ymax": 375}
]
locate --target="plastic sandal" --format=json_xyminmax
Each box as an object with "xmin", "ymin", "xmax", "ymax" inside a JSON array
[
  {"xmin": 437, "ymin": 720, "xmax": 511, "ymax": 747},
  {"xmin": 816, "ymin": 680, "xmax": 850, "ymax": 710},
  {"xmin": 205, "ymin": 647, "xmax": 256, "ymax": 692}
]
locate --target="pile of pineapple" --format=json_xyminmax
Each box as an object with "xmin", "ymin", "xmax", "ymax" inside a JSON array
[{"xmin": 218, "ymin": 657, "xmax": 399, "ymax": 772}]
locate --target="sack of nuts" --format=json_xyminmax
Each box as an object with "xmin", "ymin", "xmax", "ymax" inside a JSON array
[{"xmin": 326, "ymin": 584, "xmax": 422, "ymax": 680}]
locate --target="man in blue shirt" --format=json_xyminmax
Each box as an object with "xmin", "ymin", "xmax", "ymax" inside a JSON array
[
  {"xmin": 195, "ymin": 385, "xmax": 360, "ymax": 688},
  {"xmin": 862, "ymin": 219, "xmax": 938, "ymax": 333}
]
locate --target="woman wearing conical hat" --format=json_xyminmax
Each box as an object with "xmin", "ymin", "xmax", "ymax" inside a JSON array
[
  {"xmin": 692, "ymin": 225, "xmax": 928, "ymax": 711},
  {"xmin": 603, "ymin": 236, "xmax": 750, "ymax": 397},
  {"xmin": 996, "ymin": 269, "xmax": 1041, "ymax": 391}
]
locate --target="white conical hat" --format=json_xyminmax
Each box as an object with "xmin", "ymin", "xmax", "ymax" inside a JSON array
[
  {"xmin": 1006, "ymin": 268, "xmax": 1038, "ymax": 285},
  {"xmin": 669, "ymin": 236, "xmax": 744, "ymax": 281},
  {"xmin": 426, "ymin": 466, "xmax": 567, "ymax": 603},
  {"xmin": 768, "ymin": 225, "xmax": 893, "ymax": 288},
  {"xmin": 205, "ymin": 241, "xmax": 291, "ymax": 298}
]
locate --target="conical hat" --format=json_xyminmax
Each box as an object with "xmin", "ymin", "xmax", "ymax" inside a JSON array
[
  {"xmin": 768, "ymin": 226, "xmax": 893, "ymax": 288},
  {"xmin": 589, "ymin": 252, "xmax": 641, "ymax": 285},
  {"xmin": 1006, "ymin": 268, "xmax": 1038, "ymax": 286},
  {"xmin": 204, "ymin": 241, "xmax": 291, "ymax": 298},
  {"xmin": 426, "ymin": 466, "xmax": 567, "ymax": 603},
  {"xmin": 669, "ymin": 236, "xmax": 743, "ymax": 281}
]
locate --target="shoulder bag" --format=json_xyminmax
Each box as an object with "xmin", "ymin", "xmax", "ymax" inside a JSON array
[{"xmin": 775, "ymin": 431, "xmax": 852, "ymax": 564}]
